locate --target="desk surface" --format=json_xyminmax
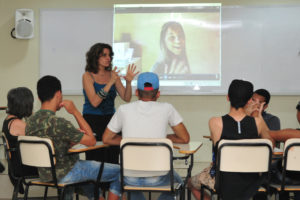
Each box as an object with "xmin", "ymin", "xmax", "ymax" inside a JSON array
[
  {"xmin": 69, "ymin": 141, "xmax": 203, "ymax": 154},
  {"xmin": 69, "ymin": 141, "xmax": 108, "ymax": 153},
  {"xmin": 0, "ymin": 106, "xmax": 7, "ymax": 111},
  {"xmin": 174, "ymin": 141, "xmax": 203, "ymax": 154}
]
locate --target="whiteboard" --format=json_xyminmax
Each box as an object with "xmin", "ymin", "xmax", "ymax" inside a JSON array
[
  {"xmin": 40, "ymin": 9, "xmax": 113, "ymax": 95},
  {"xmin": 40, "ymin": 6, "xmax": 300, "ymax": 95}
]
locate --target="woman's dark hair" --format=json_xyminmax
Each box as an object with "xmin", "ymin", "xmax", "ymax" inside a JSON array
[
  {"xmin": 6, "ymin": 87, "xmax": 34, "ymax": 119},
  {"xmin": 159, "ymin": 21, "xmax": 190, "ymax": 72},
  {"xmin": 85, "ymin": 43, "xmax": 114, "ymax": 73},
  {"xmin": 228, "ymin": 79, "xmax": 254, "ymax": 109}
]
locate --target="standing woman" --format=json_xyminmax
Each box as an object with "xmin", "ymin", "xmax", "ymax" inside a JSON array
[{"xmin": 82, "ymin": 43, "xmax": 138, "ymax": 164}]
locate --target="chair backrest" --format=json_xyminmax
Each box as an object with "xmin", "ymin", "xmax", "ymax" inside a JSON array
[
  {"xmin": 284, "ymin": 138, "xmax": 300, "ymax": 171},
  {"xmin": 218, "ymin": 139, "xmax": 273, "ymax": 173},
  {"xmin": 120, "ymin": 138, "xmax": 173, "ymax": 177},
  {"xmin": 18, "ymin": 136, "xmax": 55, "ymax": 168}
]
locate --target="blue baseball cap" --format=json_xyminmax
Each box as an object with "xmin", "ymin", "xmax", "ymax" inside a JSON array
[{"xmin": 137, "ymin": 72, "xmax": 159, "ymax": 91}]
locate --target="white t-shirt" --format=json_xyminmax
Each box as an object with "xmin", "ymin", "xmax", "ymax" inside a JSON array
[{"xmin": 107, "ymin": 100, "xmax": 183, "ymax": 139}]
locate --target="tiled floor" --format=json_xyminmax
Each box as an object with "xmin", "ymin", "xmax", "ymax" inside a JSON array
[{"xmin": 0, "ymin": 159, "xmax": 206, "ymax": 200}]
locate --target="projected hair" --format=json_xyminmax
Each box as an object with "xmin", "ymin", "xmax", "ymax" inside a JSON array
[
  {"xmin": 228, "ymin": 79, "xmax": 254, "ymax": 109},
  {"xmin": 159, "ymin": 21, "xmax": 190, "ymax": 71},
  {"xmin": 6, "ymin": 87, "xmax": 34, "ymax": 119},
  {"xmin": 85, "ymin": 43, "xmax": 114, "ymax": 73}
]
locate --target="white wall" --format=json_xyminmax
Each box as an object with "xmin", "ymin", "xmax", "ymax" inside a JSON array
[{"xmin": 0, "ymin": 0, "xmax": 299, "ymax": 161}]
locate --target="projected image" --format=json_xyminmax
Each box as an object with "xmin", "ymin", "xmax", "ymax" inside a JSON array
[
  {"xmin": 113, "ymin": 4, "xmax": 221, "ymax": 90},
  {"xmin": 152, "ymin": 21, "xmax": 190, "ymax": 74}
]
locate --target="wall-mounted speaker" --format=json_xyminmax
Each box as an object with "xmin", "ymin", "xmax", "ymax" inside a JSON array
[{"xmin": 15, "ymin": 9, "xmax": 34, "ymax": 39}]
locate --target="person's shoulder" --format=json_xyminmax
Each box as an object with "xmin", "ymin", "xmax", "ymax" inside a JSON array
[
  {"xmin": 263, "ymin": 111, "xmax": 279, "ymax": 120},
  {"xmin": 119, "ymin": 101, "xmax": 138, "ymax": 109},
  {"xmin": 209, "ymin": 116, "xmax": 222, "ymax": 126}
]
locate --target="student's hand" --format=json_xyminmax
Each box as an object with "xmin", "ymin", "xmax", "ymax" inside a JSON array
[
  {"xmin": 245, "ymin": 100, "xmax": 259, "ymax": 116},
  {"xmin": 60, "ymin": 100, "xmax": 78, "ymax": 115},
  {"xmin": 123, "ymin": 64, "xmax": 139, "ymax": 82}
]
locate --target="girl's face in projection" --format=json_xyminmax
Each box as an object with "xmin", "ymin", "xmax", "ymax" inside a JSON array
[{"xmin": 164, "ymin": 27, "xmax": 184, "ymax": 56}]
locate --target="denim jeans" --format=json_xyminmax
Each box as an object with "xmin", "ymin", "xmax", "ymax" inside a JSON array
[
  {"xmin": 58, "ymin": 160, "xmax": 121, "ymax": 200},
  {"xmin": 124, "ymin": 171, "xmax": 183, "ymax": 200}
]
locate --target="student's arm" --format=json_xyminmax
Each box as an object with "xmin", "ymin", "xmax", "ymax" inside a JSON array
[
  {"xmin": 209, "ymin": 117, "xmax": 222, "ymax": 146},
  {"xmin": 167, "ymin": 123, "xmax": 190, "ymax": 144},
  {"xmin": 60, "ymin": 100, "xmax": 96, "ymax": 146},
  {"xmin": 102, "ymin": 128, "xmax": 122, "ymax": 145},
  {"xmin": 256, "ymin": 117, "xmax": 275, "ymax": 147},
  {"xmin": 269, "ymin": 129, "xmax": 300, "ymax": 142}
]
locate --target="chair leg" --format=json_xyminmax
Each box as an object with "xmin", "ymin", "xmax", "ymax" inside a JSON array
[
  {"xmin": 149, "ymin": 192, "xmax": 151, "ymax": 200},
  {"xmin": 128, "ymin": 192, "xmax": 131, "ymax": 200},
  {"xmin": 12, "ymin": 179, "xmax": 21, "ymax": 200},
  {"xmin": 24, "ymin": 184, "xmax": 30, "ymax": 200},
  {"xmin": 58, "ymin": 188, "xmax": 63, "ymax": 200},
  {"xmin": 43, "ymin": 186, "xmax": 48, "ymax": 200}
]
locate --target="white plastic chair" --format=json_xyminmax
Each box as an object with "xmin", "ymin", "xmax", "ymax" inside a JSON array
[
  {"xmin": 120, "ymin": 138, "xmax": 184, "ymax": 200},
  {"xmin": 201, "ymin": 138, "xmax": 273, "ymax": 200},
  {"xmin": 18, "ymin": 135, "xmax": 103, "ymax": 200}
]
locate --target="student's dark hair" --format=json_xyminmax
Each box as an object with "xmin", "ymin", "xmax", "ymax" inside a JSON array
[
  {"xmin": 296, "ymin": 101, "xmax": 300, "ymax": 111},
  {"xmin": 37, "ymin": 75, "xmax": 61, "ymax": 103},
  {"xmin": 254, "ymin": 89, "xmax": 271, "ymax": 105},
  {"xmin": 6, "ymin": 87, "xmax": 34, "ymax": 119},
  {"xmin": 228, "ymin": 79, "xmax": 253, "ymax": 109},
  {"xmin": 137, "ymin": 82, "xmax": 159, "ymax": 99},
  {"xmin": 85, "ymin": 43, "xmax": 114, "ymax": 73}
]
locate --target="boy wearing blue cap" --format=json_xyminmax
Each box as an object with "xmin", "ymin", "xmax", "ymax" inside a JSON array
[{"xmin": 103, "ymin": 72, "xmax": 190, "ymax": 200}]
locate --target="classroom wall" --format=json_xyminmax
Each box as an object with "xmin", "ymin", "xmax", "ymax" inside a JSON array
[{"xmin": 1, "ymin": 0, "xmax": 300, "ymax": 161}]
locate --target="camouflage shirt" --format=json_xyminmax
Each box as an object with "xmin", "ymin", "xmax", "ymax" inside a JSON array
[{"xmin": 25, "ymin": 109, "xmax": 83, "ymax": 182}]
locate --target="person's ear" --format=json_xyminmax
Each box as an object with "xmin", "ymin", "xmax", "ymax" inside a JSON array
[
  {"xmin": 156, "ymin": 91, "xmax": 160, "ymax": 99},
  {"xmin": 135, "ymin": 89, "xmax": 139, "ymax": 97},
  {"xmin": 226, "ymin": 95, "xmax": 229, "ymax": 102},
  {"xmin": 263, "ymin": 104, "xmax": 268, "ymax": 110}
]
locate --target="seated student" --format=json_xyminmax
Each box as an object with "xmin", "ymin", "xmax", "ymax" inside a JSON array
[
  {"xmin": 2, "ymin": 87, "xmax": 38, "ymax": 192},
  {"xmin": 102, "ymin": 72, "xmax": 190, "ymax": 200},
  {"xmin": 188, "ymin": 79, "xmax": 274, "ymax": 200},
  {"xmin": 267, "ymin": 101, "xmax": 300, "ymax": 142},
  {"xmin": 253, "ymin": 89, "xmax": 281, "ymax": 130},
  {"xmin": 25, "ymin": 76, "xmax": 121, "ymax": 200},
  {"xmin": 267, "ymin": 101, "xmax": 300, "ymax": 200}
]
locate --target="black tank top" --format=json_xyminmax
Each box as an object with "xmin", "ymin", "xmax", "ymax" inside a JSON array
[
  {"xmin": 2, "ymin": 117, "xmax": 19, "ymax": 149},
  {"xmin": 213, "ymin": 114, "xmax": 264, "ymax": 200},
  {"xmin": 213, "ymin": 114, "xmax": 259, "ymax": 164},
  {"xmin": 2, "ymin": 117, "xmax": 38, "ymax": 178}
]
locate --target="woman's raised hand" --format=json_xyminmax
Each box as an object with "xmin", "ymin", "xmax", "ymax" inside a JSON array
[
  {"xmin": 110, "ymin": 67, "xmax": 121, "ymax": 84},
  {"xmin": 124, "ymin": 64, "xmax": 139, "ymax": 82}
]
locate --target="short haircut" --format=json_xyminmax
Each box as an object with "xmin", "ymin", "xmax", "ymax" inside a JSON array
[
  {"xmin": 85, "ymin": 43, "xmax": 114, "ymax": 73},
  {"xmin": 254, "ymin": 89, "xmax": 271, "ymax": 105},
  {"xmin": 228, "ymin": 79, "xmax": 254, "ymax": 109},
  {"xmin": 137, "ymin": 82, "xmax": 159, "ymax": 99},
  {"xmin": 37, "ymin": 75, "xmax": 61, "ymax": 103},
  {"xmin": 7, "ymin": 87, "xmax": 34, "ymax": 119}
]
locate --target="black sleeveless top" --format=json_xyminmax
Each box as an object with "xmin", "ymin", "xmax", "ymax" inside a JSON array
[
  {"xmin": 2, "ymin": 117, "xmax": 38, "ymax": 178},
  {"xmin": 213, "ymin": 114, "xmax": 265, "ymax": 200}
]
